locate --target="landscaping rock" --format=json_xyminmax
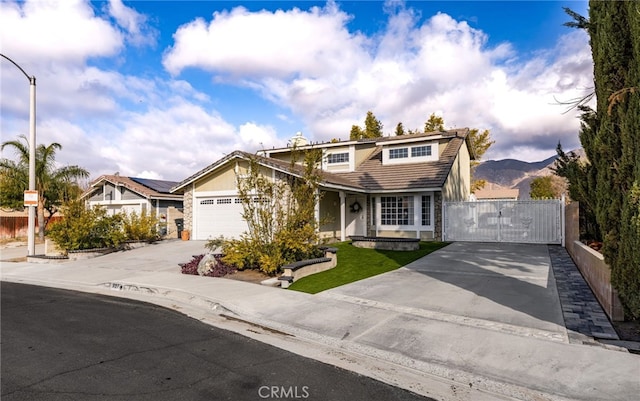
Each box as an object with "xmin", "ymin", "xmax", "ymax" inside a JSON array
[{"xmin": 197, "ymin": 253, "xmax": 219, "ymax": 276}]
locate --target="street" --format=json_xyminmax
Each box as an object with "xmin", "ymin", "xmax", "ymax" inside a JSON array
[{"xmin": 1, "ymin": 282, "xmax": 434, "ymax": 401}]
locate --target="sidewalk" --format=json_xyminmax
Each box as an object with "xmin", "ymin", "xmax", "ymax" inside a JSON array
[{"xmin": 1, "ymin": 240, "xmax": 638, "ymax": 401}]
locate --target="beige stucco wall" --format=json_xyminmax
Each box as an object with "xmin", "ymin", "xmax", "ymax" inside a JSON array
[
  {"xmin": 193, "ymin": 161, "xmax": 275, "ymax": 192},
  {"xmin": 319, "ymin": 191, "xmax": 340, "ymax": 239},
  {"xmin": 441, "ymin": 143, "xmax": 471, "ymax": 202},
  {"xmin": 354, "ymin": 143, "xmax": 377, "ymax": 167},
  {"xmin": 194, "ymin": 163, "xmax": 238, "ymax": 192}
]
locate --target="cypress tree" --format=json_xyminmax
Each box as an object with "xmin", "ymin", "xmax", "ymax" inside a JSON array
[{"xmin": 583, "ymin": 1, "xmax": 640, "ymax": 317}]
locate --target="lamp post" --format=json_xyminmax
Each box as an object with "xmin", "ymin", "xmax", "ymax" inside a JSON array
[{"xmin": 1, "ymin": 53, "xmax": 37, "ymax": 256}]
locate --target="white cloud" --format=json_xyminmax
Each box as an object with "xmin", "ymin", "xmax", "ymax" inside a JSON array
[
  {"xmin": 162, "ymin": 1, "xmax": 370, "ymax": 78},
  {"xmin": 2, "ymin": 0, "xmax": 594, "ymax": 185},
  {"xmin": 0, "ymin": 0, "xmax": 123, "ymax": 65},
  {"xmin": 107, "ymin": 0, "xmax": 158, "ymax": 47},
  {"xmin": 162, "ymin": 2, "xmax": 591, "ymax": 162}
]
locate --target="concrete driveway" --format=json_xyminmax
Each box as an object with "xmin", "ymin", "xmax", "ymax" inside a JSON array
[{"xmin": 322, "ymin": 242, "xmax": 566, "ymax": 336}]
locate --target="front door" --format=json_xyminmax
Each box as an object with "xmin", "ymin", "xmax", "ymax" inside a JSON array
[{"xmin": 346, "ymin": 195, "xmax": 367, "ymax": 237}]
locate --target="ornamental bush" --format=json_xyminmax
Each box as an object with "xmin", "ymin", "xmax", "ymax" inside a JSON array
[
  {"xmin": 47, "ymin": 200, "xmax": 125, "ymax": 252},
  {"xmin": 121, "ymin": 210, "xmax": 161, "ymax": 242}
]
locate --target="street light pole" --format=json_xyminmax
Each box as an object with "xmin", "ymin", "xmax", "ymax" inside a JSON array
[{"xmin": 1, "ymin": 54, "xmax": 37, "ymax": 256}]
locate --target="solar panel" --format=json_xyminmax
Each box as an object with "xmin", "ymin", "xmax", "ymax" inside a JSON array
[{"xmin": 130, "ymin": 177, "xmax": 180, "ymax": 194}]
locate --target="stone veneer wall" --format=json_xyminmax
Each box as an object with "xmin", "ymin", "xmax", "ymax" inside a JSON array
[
  {"xmin": 434, "ymin": 192, "xmax": 443, "ymax": 241},
  {"xmin": 183, "ymin": 187, "xmax": 193, "ymax": 233}
]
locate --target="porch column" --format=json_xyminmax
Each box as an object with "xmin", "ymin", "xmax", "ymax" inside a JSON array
[
  {"xmin": 315, "ymin": 189, "xmax": 320, "ymax": 235},
  {"xmin": 340, "ymin": 191, "xmax": 346, "ymax": 241}
]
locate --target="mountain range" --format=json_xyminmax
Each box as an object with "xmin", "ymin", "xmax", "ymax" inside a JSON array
[{"xmin": 473, "ymin": 149, "xmax": 584, "ymax": 199}]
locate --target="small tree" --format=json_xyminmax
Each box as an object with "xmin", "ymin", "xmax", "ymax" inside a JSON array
[
  {"xmin": 424, "ymin": 113, "xmax": 445, "ymax": 132},
  {"xmin": 350, "ymin": 111, "xmax": 383, "ymax": 140},
  {"xmin": 530, "ymin": 176, "xmax": 564, "ymax": 199},
  {"xmin": 394, "ymin": 122, "xmax": 405, "ymax": 136},
  {"xmin": 553, "ymin": 142, "xmax": 600, "ymax": 240},
  {"xmin": 222, "ymin": 148, "xmax": 324, "ymax": 274},
  {"xmin": 0, "ymin": 136, "xmax": 89, "ymax": 239},
  {"xmin": 349, "ymin": 125, "xmax": 364, "ymax": 140},
  {"xmin": 469, "ymin": 128, "xmax": 496, "ymax": 192}
]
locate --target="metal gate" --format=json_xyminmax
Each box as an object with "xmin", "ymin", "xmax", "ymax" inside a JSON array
[{"xmin": 443, "ymin": 199, "xmax": 564, "ymax": 244}]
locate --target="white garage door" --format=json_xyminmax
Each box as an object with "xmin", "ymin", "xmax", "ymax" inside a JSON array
[{"xmin": 195, "ymin": 197, "xmax": 247, "ymax": 240}]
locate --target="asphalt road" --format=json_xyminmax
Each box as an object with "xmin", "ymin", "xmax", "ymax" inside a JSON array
[{"xmin": 1, "ymin": 282, "xmax": 435, "ymax": 401}]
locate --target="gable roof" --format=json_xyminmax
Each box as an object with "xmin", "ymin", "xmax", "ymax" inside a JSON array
[
  {"xmin": 83, "ymin": 175, "xmax": 183, "ymax": 200},
  {"xmin": 170, "ymin": 151, "xmax": 365, "ymax": 193},
  {"xmin": 334, "ymin": 131, "xmax": 468, "ymax": 191},
  {"xmin": 171, "ymin": 128, "xmax": 470, "ymax": 194}
]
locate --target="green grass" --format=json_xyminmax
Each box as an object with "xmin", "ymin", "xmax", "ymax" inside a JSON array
[{"xmin": 288, "ymin": 241, "xmax": 450, "ymax": 294}]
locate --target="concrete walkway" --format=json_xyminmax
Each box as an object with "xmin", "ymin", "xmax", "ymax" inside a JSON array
[{"xmin": 1, "ymin": 240, "xmax": 638, "ymax": 401}]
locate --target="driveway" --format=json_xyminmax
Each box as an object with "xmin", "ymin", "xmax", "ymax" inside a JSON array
[{"xmin": 322, "ymin": 242, "xmax": 566, "ymax": 335}]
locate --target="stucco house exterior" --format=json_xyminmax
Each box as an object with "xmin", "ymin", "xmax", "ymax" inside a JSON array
[
  {"xmin": 82, "ymin": 175, "xmax": 184, "ymax": 237},
  {"xmin": 171, "ymin": 129, "xmax": 474, "ymax": 241}
]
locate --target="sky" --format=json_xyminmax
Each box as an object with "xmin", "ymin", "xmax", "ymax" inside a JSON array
[{"xmin": 0, "ymin": 0, "xmax": 593, "ymax": 182}]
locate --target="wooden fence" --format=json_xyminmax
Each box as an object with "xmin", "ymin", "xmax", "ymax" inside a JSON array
[{"xmin": 0, "ymin": 215, "xmax": 63, "ymax": 239}]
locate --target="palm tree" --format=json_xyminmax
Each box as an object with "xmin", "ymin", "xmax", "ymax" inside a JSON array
[{"xmin": 1, "ymin": 135, "xmax": 89, "ymax": 239}]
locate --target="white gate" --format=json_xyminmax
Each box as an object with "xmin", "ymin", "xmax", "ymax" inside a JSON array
[{"xmin": 443, "ymin": 199, "xmax": 564, "ymax": 244}]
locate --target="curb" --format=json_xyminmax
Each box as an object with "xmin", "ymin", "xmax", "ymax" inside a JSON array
[{"xmin": 1, "ymin": 275, "xmax": 580, "ymax": 401}]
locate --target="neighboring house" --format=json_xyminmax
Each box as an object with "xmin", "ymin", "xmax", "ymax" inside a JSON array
[
  {"xmin": 471, "ymin": 188, "xmax": 520, "ymax": 201},
  {"xmin": 82, "ymin": 175, "xmax": 184, "ymax": 237},
  {"xmin": 171, "ymin": 129, "xmax": 474, "ymax": 241}
]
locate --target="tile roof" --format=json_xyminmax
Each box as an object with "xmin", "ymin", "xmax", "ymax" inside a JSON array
[
  {"xmin": 171, "ymin": 150, "xmax": 364, "ymax": 192},
  {"xmin": 171, "ymin": 129, "xmax": 469, "ymax": 194},
  {"xmin": 334, "ymin": 134, "xmax": 467, "ymax": 191},
  {"xmin": 83, "ymin": 175, "xmax": 183, "ymax": 200}
]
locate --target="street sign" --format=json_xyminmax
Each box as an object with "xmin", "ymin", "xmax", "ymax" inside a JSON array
[{"xmin": 24, "ymin": 190, "xmax": 38, "ymax": 207}]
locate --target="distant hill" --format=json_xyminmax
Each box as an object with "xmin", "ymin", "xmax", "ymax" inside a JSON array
[{"xmin": 473, "ymin": 152, "xmax": 579, "ymax": 200}]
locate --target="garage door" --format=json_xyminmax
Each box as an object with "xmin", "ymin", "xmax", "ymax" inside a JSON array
[{"xmin": 195, "ymin": 197, "xmax": 247, "ymax": 240}]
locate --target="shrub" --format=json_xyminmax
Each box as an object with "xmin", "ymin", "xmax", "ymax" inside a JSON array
[
  {"xmin": 47, "ymin": 200, "xmax": 125, "ymax": 252},
  {"xmin": 122, "ymin": 210, "xmax": 161, "ymax": 242}
]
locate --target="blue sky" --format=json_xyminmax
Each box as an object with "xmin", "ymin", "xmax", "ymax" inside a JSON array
[{"xmin": 1, "ymin": 0, "xmax": 592, "ymax": 181}]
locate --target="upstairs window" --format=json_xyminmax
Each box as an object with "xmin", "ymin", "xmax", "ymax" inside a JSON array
[
  {"xmin": 412, "ymin": 145, "xmax": 432, "ymax": 157},
  {"xmin": 327, "ymin": 152, "xmax": 349, "ymax": 164},
  {"xmin": 389, "ymin": 148, "xmax": 408, "ymax": 159}
]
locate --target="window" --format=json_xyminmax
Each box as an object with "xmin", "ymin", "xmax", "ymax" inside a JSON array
[
  {"xmin": 421, "ymin": 195, "xmax": 431, "ymax": 226},
  {"xmin": 216, "ymin": 198, "xmax": 232, "ymax": 204},
  {"xmin": 389, "ymin": 148, "xmax": 408, "ymax": 159},
  {"xmin": 381, "ymin": 196, "xmax": 413, "ymax": 225},
  {"xmin": 412, "ymin": 145, "xmax": 432, "ymax": 157},
  {"xmin": 327, "ymin": 152, "xmax": 349, "ymax": 164},
  {"xmin": 200, "ymin": 199, "xmax": 216, "ymax": 205}
]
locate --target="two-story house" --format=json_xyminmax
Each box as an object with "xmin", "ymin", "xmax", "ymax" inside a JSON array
[{"xmin": 171, "ymin": 129, "xmax": 473, "ymax": 241}]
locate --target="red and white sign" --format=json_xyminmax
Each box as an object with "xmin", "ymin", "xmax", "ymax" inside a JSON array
[{"xmin": 24, "ymin": 190, "xmax": 38, "ymax": 206}]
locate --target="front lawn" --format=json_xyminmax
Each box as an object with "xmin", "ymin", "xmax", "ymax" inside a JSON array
[{"xmin": 288, "ymin": 241, "xmax": 450, "ymax": 294}]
